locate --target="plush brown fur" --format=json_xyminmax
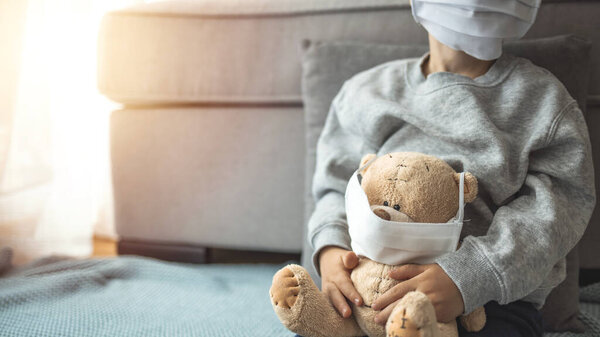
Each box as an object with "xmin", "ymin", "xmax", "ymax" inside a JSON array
[
  {"xmin": 459, "ymin": 306, "xmax": 486, "ymax": 332},
  {"xmin": 270, "ymin": 152, "xmax": 485, "ymax": 337},
  {"xmin": 387, "ymin": 291, "xmax": 445, "ymax": 337},
  {"xmin": 360, "ymin": 152, "xmax": 477, "ymax": 223},
  {"xmin": 270, "ymin": 264, "xmax": 363, "ymax": 337}
]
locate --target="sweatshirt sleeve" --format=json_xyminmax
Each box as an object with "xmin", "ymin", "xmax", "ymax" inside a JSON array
[
  {"xmin": 308, "ymin": 86, "xmax": 374, "ymax": 275},
  {"xmin": 435, "ymin": 102, "xmax": 596, "ymax": 314}
]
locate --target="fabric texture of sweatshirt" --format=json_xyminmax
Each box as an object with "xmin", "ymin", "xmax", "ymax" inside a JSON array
[{"xmin": 308, "ymin": 52, "xmax": 596, "ymax": 314}]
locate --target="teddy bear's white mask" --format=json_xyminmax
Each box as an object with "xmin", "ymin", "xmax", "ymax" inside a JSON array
[{"xmin": 345, "ymin": 161, "xmax": 465, "ymax": 266}]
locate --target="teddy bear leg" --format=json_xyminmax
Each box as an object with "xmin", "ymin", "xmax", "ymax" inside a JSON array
[
  {"xmin": 386, "ymin": 291, "xmax": 443, "ymax": 337},
  {"xmin": 270, "ymin": 264, "xmax": 363, "ymax": 337},
  {"xmin": 459, "ymin": 306, "xmax": 486, "ymax": 332},
  {"xmin": 437, "ymin": 321, "xmax": 458, "ymax": 337}
]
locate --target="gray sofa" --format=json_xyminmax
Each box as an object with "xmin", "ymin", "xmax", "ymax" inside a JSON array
[{"xmin": 98, "ymin": 0, "xmax": 600, "ymax": 274}]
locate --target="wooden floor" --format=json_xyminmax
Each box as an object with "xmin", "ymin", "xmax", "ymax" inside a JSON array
[
  {"xmin": 92, "ymin": 236, "xmax": 117, "ymax": 257},
  {"xmin": 92, "ymin": 237, "xmax": 301, "ymax": 264}
]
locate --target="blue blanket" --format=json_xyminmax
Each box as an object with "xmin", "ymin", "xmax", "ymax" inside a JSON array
[
  {"xmin": 0, "ymin": 255, "xmax": 289, "ymax": 336},
  {"xmin": 0, "ymin": 254, "xmax": 598, "ymax": 336}
]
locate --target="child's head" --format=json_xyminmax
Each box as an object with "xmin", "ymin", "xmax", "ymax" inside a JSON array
[{"xmin": 410, "ymin": 0, "xmax": 541, "ymax": 61}]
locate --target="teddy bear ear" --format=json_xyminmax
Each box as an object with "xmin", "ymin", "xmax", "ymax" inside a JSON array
[
  {"xmin": 359, "ymin": 153, "xmax": 377, "ymax": 174},
  {"xmin": 454, "ymin": 172, "xmax": 478, "ymax": 203}
]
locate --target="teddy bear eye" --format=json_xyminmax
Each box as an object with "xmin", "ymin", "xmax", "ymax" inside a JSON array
[
  {"xmin": 383, "ymin": 201, "xmax": 389, "ymax": 206},
  {"xmin": 393, "ymin": 204, "xmax": 400, "ymax": 211}
]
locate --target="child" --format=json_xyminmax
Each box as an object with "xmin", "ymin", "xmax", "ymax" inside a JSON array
[{"xmin": 308, "ymin": 1, "xmax": 595, "ymax": 336}]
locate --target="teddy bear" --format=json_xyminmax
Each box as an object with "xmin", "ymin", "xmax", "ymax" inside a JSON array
[{"xmin": 269, "ymin": 152, "xmax": 486, "ymax": 337}]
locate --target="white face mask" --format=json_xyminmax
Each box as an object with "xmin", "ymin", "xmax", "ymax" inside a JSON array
[
  {"xmin": 411, "ymin": 0, "xmax": 541, "ymax": 60},
  {"xmin": 345, "ymin": 162, "xmax": 465, "ymax": 266}
]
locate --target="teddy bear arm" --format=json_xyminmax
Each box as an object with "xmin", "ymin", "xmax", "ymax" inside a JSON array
[{"xmin": 459, "ymin": 306, "xmax": 486, "ymax": 332}]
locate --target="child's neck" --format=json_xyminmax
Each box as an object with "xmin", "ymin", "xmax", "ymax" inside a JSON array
[{"xmin": 423, "ymin": 34, "xmax": 496, "ymax": 79}]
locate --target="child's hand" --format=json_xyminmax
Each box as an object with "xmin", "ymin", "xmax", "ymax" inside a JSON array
[
  {"xmin": 371, "ymin": 264, "xmax": 464, "ymax": 325},
  {"xmin": 319, "ymin": 247, "xmax": 363, "ymax": 318}
]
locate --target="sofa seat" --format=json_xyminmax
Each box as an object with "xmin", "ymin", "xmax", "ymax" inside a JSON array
[{"xmin": 111, "ymin": 106, "xmax": 305, "ymax": 253}]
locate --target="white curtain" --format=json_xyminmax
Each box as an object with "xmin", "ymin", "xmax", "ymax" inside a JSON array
[{"xmin": 0, "ymin": 0, "xmax": 143, "ymax": 264}]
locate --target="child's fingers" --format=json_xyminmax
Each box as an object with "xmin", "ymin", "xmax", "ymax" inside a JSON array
[
  {"xmin": 325, "ymin": 284, "xmax": 352, "ymax": 318},
  {"xmin": 335, "ymin": 277, "xmax": 363, "ymax": 306},
  {"xmin": 373, "ymin": 299, "xmax": 400, "ymax": 325},
  {"xmin": 371, "ymin": 281, "xmax": 415, "ymax": 311},
  {"xmin": 341, "ymin": 251, "xmax": 358, "ymax": 269},
  {"xmin": 389, "ymin": 264, "xmax": 427, "ymax": 280}
]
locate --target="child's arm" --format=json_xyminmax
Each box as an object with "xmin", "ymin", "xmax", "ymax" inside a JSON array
[
  {"xmin": 319, "ymin": 247, "xmax": 363, "ymax": 318},
  {"xmin": 373, "ymin": 103, "xmax": 595, "ymax": 322},
  {"xmin": 436, "ymin": 103, "xmax": 595, "ymax": 314},
  {"xmin": 308, "ymin": 83, "xmax": 375, "ymax": 316},
  {"xmin": 372, "ymin": 263, "xmax": 465, "ymax": 324}
]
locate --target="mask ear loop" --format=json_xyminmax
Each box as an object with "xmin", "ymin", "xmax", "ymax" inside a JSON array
[
  {"xmin": 457, "ymin": 172, "xmax": 465, "ymax": 222},
  {"xmin": 357, "ymin": 157, "xmax": 378, "ymax": 176}
]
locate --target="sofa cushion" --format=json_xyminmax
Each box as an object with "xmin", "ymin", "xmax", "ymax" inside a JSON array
[
  {"xmin": 301, "ymin": 35, "xmax": 592, "ymax": 332},
  {"xmin": 97, "ymin": 0, "xmax": 600, "ymax": 105}
]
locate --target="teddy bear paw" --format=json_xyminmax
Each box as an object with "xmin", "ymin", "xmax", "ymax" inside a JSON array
[
  {"xmin": 459, "ymin": 306, "xmax": 486, "ymax": 332},
  {"xmin": 270, "ymin": 266, "xmax": 300, "ymax": 309},
  {"xmin": 387, "ymin": 307, "xmax": 422, "ymax": 337},
  {"xmin": 386, "ymin": 291, "xmax": 441, "ymax": 337}
]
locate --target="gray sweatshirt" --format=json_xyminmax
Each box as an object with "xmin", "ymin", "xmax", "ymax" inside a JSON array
[{"xmin": 308, "ymin": 52, "xmax": 596, "ymax": 314}]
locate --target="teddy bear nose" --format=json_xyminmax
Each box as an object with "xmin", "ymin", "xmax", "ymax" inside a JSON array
[{"xmin": 373, "ymin": 208, "xmax": 391, "ymax": 221}]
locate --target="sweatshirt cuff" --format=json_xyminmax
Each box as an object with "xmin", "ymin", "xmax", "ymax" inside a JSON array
[
  {"xmin": 310, "ymin": 224, "xmax": 352, "ymax": 277},
  {"xmin": 434, "ymin": 238, "xmax": 505, "ymax": 314}
]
